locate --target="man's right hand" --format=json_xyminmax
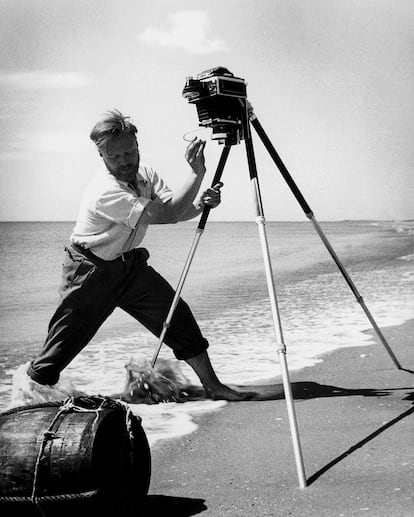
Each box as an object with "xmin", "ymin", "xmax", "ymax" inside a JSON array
[{"xmin": 185, "ymin": 138, "xmax": 206, "ymax": 175}]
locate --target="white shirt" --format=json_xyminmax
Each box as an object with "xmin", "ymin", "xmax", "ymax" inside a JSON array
[{"xmin": 70, "ymin": 164, "xmax": 173, "ymax": 260}]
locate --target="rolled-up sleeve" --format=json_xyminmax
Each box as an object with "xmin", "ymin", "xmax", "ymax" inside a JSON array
[{"xmin": 96, "ymin": 189, "xmax": 151, "ymax": 228}]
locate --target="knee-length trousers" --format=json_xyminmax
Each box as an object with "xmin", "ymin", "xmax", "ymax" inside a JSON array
[{"xmin": 28, "ymin": 244, "xmax": 208, "ymax": 385}]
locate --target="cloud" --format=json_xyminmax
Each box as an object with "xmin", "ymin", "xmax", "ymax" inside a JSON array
[
  {"xmin": 0, "ymin": 71, "xmax": 95, "ymax": 90},
  {"xmin": 139, "ymin": 10, "xmax": 228, "ymax": 54}
]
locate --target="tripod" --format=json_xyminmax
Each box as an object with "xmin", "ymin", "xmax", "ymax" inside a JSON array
[{"xmin": 150, "ymin": 104, "xmax": 401, "ymax": 489}]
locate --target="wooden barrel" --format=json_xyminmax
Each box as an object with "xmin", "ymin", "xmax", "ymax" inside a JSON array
[{"xmin": 0, "ymin": 396, "xmax": 151, "ymax": 517}]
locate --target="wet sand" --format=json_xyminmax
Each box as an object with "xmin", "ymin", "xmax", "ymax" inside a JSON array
[{"xmin": 142, "ymin": 319, "xmax": 414, "ymax": 516}]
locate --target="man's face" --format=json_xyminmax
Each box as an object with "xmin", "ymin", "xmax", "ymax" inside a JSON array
[{"xmin": 99, "ymin": 132, "xmax": 140, "ymax": 183}]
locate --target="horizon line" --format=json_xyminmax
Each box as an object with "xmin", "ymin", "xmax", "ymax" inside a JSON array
[{"xmin": 0, "ymin": 218, "xmax": 412, "ymax": 224}]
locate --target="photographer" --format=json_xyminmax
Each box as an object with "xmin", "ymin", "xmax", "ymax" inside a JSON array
[{"xmin": 26, "ymin": 109, "xmax": 254, "ymax": 401}]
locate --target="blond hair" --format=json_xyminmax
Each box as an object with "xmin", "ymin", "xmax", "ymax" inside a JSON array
[{"xmin": 90, "ymin": 109, "xmax": 137, "ymax": 149}]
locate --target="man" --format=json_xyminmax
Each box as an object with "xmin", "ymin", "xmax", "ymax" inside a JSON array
[{"xmin": 27, "ymin": 109, "xmax": 253, "ymax": 401}]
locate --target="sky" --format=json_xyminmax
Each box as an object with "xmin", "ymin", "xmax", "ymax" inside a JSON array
[{"xmin": 0, "ymin": 0, "xmax": 413, "ymax": 221}]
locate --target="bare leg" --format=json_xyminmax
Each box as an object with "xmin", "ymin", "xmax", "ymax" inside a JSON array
[{"xmin": 185, "ymin": 351, "xmax": 256, "ymax": 401}]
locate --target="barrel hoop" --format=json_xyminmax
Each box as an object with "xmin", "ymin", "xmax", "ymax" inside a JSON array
[{"xmin": 0, "ymin": 401, "xmax": 62, "ymax": 417}]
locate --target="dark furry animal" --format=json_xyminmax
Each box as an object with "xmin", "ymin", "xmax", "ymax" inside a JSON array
[{"xmin": 113, "ymin": 357, "xmax": 203, "ymax": 404}]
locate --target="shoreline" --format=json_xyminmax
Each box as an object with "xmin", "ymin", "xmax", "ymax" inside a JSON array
[{"xmin": 142, "ymin": 319, "xmax": 414, "ymax": 516}]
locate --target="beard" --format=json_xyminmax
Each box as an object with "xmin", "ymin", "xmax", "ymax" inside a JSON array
[
  {"xmin": 106, "ymin": 158, "xmax": 140, "ymax": 183},
  {"xmin": 116, "ymin": 162, "xmax": 139, "ymax": 181}
]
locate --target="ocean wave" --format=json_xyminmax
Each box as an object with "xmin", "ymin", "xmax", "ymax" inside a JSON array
[
  {"xmin": 372, "ymin": 220, "xmax": 414, "ymax": 234},
  {"xmin": 129, "ymin": 400, "xmax": 227, "ymax": 447},
  {"xmin": 398, "ymin": 254, "xmax": 414, "ymax": 261}
]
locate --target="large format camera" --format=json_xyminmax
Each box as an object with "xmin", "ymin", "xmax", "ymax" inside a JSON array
[{"xmin": 182, "ymin": 67, "xmax": 247, "ymax": 146}]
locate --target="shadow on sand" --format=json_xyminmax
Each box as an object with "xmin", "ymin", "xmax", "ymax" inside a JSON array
[
  {"xmin": 117, "ymin": 380, "xmax": 406, "ymax": 404},
  {"xmin": 139, "ymin": 495, "xmax": 206, "ymax": 517},
  {"xmin": 239, "ymin": 381, "xmax": 413, "ymax": 486},
  {"xmin": 229, "ymin": 381, "xmax": 401, "ymax": 401},
  {"xmin": 134, "ymin": 382, "xmax": 413, "ymax": 514},
  {"xmin": 3, "ymin": 376, "xmax": 411, "ymax": 516},
  {"xmin": 306, "ymin": 404, "xmax": 414, "ymax": 486}
]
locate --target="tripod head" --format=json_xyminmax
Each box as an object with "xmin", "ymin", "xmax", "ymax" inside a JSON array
[{"xmin": 182, "ymin": 66, "xmax": 248, "ymax": 147}]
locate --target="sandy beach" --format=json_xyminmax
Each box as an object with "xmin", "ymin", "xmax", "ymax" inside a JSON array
[{"xmin": 141, "ymin": 319, "xmax": 413, "ymax": 517}]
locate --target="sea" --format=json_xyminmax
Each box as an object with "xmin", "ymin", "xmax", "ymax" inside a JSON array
[{"xmin": 0, "ymin": 220, "xmax": 413, "ymax": 446}]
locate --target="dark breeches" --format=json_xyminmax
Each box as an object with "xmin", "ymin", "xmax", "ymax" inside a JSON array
[{"xmin": 28, "ymin": 245, "xmax": 208, "ymax": 385}]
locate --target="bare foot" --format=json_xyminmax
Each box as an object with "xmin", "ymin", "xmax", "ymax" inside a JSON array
[{"xmin": 204, "ymin": 383, "xmax": 256, "ymax": 401}]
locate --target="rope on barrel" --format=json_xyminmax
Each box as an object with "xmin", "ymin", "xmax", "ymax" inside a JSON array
[
  {"xmin": 0, "ymin": 490, "xmax": 98, "ymax": 504},
  {"xmin": 29, "ymin": 396, "xmax": 106, "ymax": 516},
  {"xmin": 0, "ymin": 395, "xmax": 136, "ymax": 513},
  {"xmin": 62, "ymin": 395, "xmax": 107, "ymax": 435},
  {"xmin": 31, "ymin": 402, "xmax": 69, "ymax": 517}
]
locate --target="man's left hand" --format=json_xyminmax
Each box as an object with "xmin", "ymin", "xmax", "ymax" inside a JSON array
[{"xmin": 199, "ymin": 182, "xmax": 223, "ymax": 209}]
